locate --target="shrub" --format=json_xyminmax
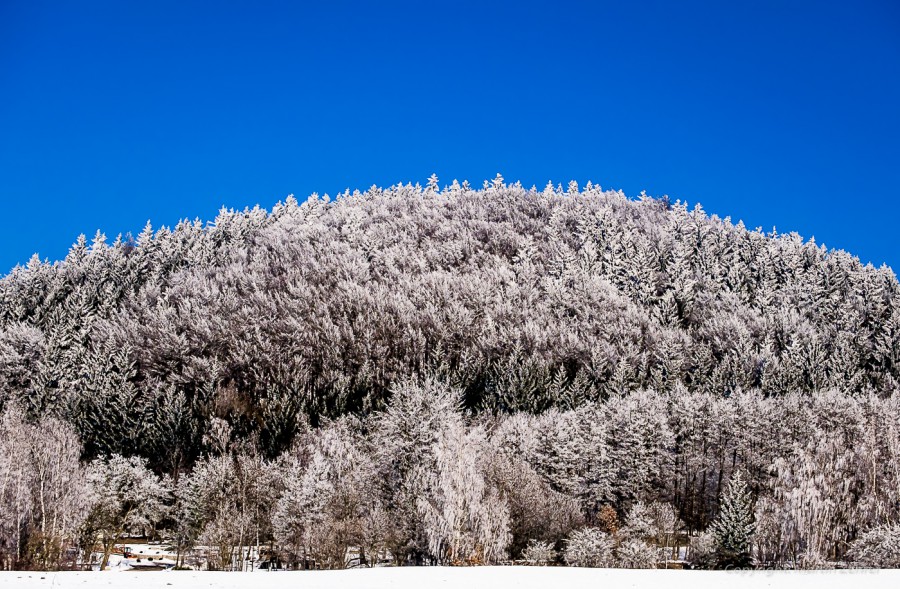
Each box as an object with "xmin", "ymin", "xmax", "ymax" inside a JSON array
[
  {"xmin": 564, "ymin": 528, "xmax": 614, "ymax": 567},
  {"xmin": 848, "ymin": 524, "xmax": 900, "ymax": 568},
  {"xmin": 521, "ymin": 539, "xmax": 557, "ymax": 564}
]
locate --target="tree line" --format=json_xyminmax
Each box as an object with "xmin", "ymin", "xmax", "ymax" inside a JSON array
[{"xmin": 3, "ymin": 380, "xmax": 900, "ymax": 570}]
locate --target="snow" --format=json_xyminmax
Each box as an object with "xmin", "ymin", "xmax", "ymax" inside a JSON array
[{"xmin": 1, "ymin": 567, "xmax": 899, "ymax": 589}]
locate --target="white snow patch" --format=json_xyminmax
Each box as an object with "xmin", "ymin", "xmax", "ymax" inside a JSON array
[{"xmin": 1, "ymin": 567, "xmax": 898, "ymax": 589}]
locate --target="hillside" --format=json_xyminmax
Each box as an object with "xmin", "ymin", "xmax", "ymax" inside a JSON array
[
  {"xmin": 2, "ymin": 178, "xmax": 900, "ymax": 570},
  {"xmin": 2, "ymin": 179, "xmax": 898, "ymax": 452}
]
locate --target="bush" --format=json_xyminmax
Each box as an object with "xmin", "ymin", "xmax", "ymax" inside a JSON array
[
  {"xmin": 616, "ymin": 539, "xmax": 658, "ymax": 569},
  {"xmin": 687, "ymin": 531, "xmax": 716, "ymax": 569},
  {"xmin": 848, "ymin": 524, "xmax": 900, "ymax": 568},
  {"xmin": 521, "ymin": 539, "xmax": 557, "ymax": 564},
  {"xmin": 564, "ymin": 528, "xmax": 614, "ymax": 567}
]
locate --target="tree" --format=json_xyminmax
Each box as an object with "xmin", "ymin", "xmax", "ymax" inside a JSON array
[
  {"xmin": 0, "ymin": 406, "xmax": 87, "ymax": 570},
  {"xmin": 0, "ymin": 407, "xmax": 35, "ymax": 569},
  {"xmin": 369, "ymin": 378, "xmax": 513, "ymax": 565},
  {"xmin": 482, "ymin": 444, "xmax": 582, "ymax": 560},
  {"xmin": 647, "ymin": 501, "xmax": 684, "ymax": 562},
  {"xmin": 418, "ymin": 421, "xmax": 510, "ymax": 564},
  {"xmin": 620, "ymin": 501, "xmax": 654, "ymax": 540},
  {"xmin": 596, "ymin": 505, "xmax": 619, "ymax": 535},
  {"xmin": 688, "ymin": 531, "xmax": 716, "ymax": 569},
  {"xmin": 756, "ymin": 423, "xmax": 867, "ymax": 565},
  {"xmin": 83, "ymin": 455, "xmax": 170, "ymax": 570},
  {"xmin": 371, "ymin": 378, "xmax": 466, "ymax": 565},
  {"xmin": 274, "ymin": 417, "xmax": 377, "ymax": 569},
  {"xmin": 177, "ymin": 451, "xmax": 278, "ymax": 571},
  {"xmin": 710, "ymin": 470, "xmax": 755, "ymax": 568}
]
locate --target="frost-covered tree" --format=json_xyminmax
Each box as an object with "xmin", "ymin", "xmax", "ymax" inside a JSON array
[
  {"xmin": 688, "ymin": 531, "xmax": 717, "ymax": 569},
  {"xmin": 647, "ymin": 501, "xmax": 684, "ymax": 560},
  {"xmin": 176, "ymin": 451, "xmax": 277, "ymax": 571},
  {"xmin": 83, "ymin": 455, "xmax": 170, "ymax": 570},
  {"xmin": 606, "ymin": 391, "xmax": 673, "ymax": 505},
  {"xmin": 710, "ymin": 471, "xmax": 755, "ymax": 568},
  {"xmin": 0, "ymin": 408, "xmax": 37, "ymax": 569},
  {"xmin": 274, "ymin": 417, "xmax": 377, "ymax": 569},
  {"xmin": 495, "ymin": 405, "xmax": 613, "ymax": 520},
  {"xmin": 482, "ymin": 439, "xmax": 582, "ymax": 560},
  {"xmin": 754, "ymin": 411, "xmax": 869, "ymax": 566},
  {"xmin": 370, "ymin": 378, "xmax": 465, "ymax": 565},
  {"xmin": 0, "ymin": 407, "xmax": 87, "ymax": 570},
  {"xmin": 620, "ymin": 501, "xmax": 654, "ymax": 541},
  {"xmin": 371, "ymin": 378, "xmax": 512, "ymax": 565},
  {"xmin": 418, "ymin": 420, "xmax": 510, "ymax": 564}
]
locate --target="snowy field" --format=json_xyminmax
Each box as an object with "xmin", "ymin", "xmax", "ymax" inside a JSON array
[{"xmin": 2, "ymin": 567, "xmax": 899, "ymax": 589}]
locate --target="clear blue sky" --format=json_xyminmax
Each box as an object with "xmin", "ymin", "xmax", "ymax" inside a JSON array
[{"xmin": 1, "ymin": 0, "xmax": 899, "ymax": 274}]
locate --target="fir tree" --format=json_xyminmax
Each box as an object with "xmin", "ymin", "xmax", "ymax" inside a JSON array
[{"xmin": 710, "ymin": 470, "xmax": 756, "ymax": 568}]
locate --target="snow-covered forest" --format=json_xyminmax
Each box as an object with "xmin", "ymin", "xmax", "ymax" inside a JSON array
[{"xmin": 2, "ymin": 177, "xmax": 900, "ymax": 571}]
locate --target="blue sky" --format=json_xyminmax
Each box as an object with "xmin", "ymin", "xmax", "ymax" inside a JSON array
[{"xmin": 1, "ymin": 0, "xmax": 898, "ymax": 273}]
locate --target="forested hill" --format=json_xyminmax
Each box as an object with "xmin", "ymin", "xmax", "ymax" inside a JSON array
[{"xmin": 1, "ymin": 177, "xmax": 898, "ymax": 462}]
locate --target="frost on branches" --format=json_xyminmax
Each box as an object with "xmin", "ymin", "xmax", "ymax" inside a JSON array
[
  {"xmin": 0, "ymin": 177, "xmax": 900, "ymax": 570},
  {"xmin": 848, "ymin": 523, "xmax": 900, "ymax": 568},
  {"xmin": 710, "ymin": 471, "xmax": 755, "ymax": 568}
]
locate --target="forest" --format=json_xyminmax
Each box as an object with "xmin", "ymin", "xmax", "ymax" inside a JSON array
[{"xmin": 2, "ymin": 176, "xmax": 900, "ymax": 570}]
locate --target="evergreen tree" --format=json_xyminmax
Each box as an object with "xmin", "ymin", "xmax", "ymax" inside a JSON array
[{"xmin": 710, "ymin": 470, "xmax": 756, "ymax": 568}]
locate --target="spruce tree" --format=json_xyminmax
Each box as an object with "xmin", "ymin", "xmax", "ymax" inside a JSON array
[{"xmin": 710, "ymin": 470, "xmax": 755, "ymax": 568}]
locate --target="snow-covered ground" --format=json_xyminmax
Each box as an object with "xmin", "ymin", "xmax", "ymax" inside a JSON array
[{"xmin": 1, "ymin": 567, "xmax": 898, "ymax": 589}]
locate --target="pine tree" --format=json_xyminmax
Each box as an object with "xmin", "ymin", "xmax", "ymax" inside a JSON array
[{"xmin": 710, "ymin": 470, "xmax": 755, "ymax": 568}]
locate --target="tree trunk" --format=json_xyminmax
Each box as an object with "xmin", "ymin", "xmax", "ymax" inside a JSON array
[{"xmin": 100, "ymin": 536, "xmax": 115, "ymax": 571}]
